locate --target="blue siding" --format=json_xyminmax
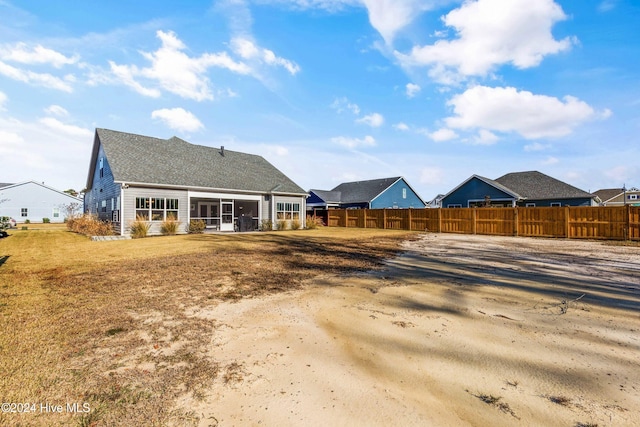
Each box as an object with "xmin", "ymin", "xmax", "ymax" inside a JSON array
[
  {"xmin": 521, "ymin": 198, "xmax": 593, "ymax": 207},
  {"xmin": 84, "ymin": 143, "xmax": 121, "ymax": 224},
  {"xmin": 370, "ymin": 178, "xmax": 425, "ymax": 209},
  {"xmin": 442, "ymin": 177, "xmax": 514, "ymax": 207},
  {"xmin": 307, "ymin": 191, "xmax": 325, "ymax": 205}
]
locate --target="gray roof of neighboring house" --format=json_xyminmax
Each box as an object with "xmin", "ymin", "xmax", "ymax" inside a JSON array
[
  {"xmin": 88, "ymin": 129, "xmax": 306, "ymax": 195},
  {"xmin": 309, "ymin": 190, "xmax": 342, "ymax": 203},
  {"xmin": 0, "ymin": 183, "xmax": 14, "ymax": 189},
  {"xmin": 495, "ymin": 171, "xmax": 593, "ymax": 200},
  {"xmin": 593, "ymin": 188, "xmax": 623, "ymax": 202},
  {"xmin": 331, "ymin": 176, "xmax": 402, "ymax": 204}
]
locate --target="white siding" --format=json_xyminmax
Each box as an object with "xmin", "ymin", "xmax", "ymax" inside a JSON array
[
  {"xmin": 122, "ymin": 187, "xmax": 189, "ymax": 235},
  {"xmin": 0, "ymin": 182, "xmax": 82, "ymax": 223}
]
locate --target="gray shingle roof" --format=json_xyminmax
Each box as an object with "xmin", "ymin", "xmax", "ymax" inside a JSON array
[
  {"xmin": 331, "ymin": 177, "xmax": 401, "ymax": 204},
  {"xmin": 0, "ymin": 183, "xmax": 14, "ymax": 189},
  {"xmin": 92, "ymin": 129, "xmax": 306, "ymax": 195},
  {"xmin": 593, "ymin": 188, "xmax": 623, "ymax": 202},
  {"xmin": 495, "ymin": 171, "xmax": 592, "ymax": 200},
  {"xmin": 309, "ymin": 190, "xmax": 342, "ymax": 203}
]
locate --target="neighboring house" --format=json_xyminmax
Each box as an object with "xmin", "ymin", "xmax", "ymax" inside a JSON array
[
  {"xmin": 427, "ymin": 194, "xmax": 445, "ymax": 209},
  {"xmin": 84, "ymin": 128, "xmax": 307, "ymax": 235},
  {"xmin": 593, "ymin": 187, "xmax": 640, "ymax": 206},
  {"xmin": 0, "ymin": 181, "xmax": 82, "ymax": 223},
  {"xmin": 441, "ymin": 171, "xmax": 597, "ymax": 208},
  {"xmin": 308, "ymin": 176, "xmax": 426, "ymax": 211}
]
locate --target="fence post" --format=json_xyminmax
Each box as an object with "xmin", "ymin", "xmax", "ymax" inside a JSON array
[
  {"xmin": 514, "ymin": 207, "xmax": 519, "ymax": 237},
  {"xmin": 565, "ymin": 206, "xmax": 570, "ymax": 238},
  {"xmin": 408, "ymin": 208, "xmax": 413, "ymax": 231},
  {"xmin": 383, "ymin": 209, "xmax": 387, "ymax": 229},
  {"xmin": 363, "ymin": 209, "xmax": 367, "ymax": 229},
  {"xmin": 626, "ymin": 204, "xmax": 631, "ymax": 241},
  {"xmin": 438, "ymin": 208, "xmax": 442, "ymax": 233},
  {"xmin": 472, "ymin": 208, "xmax": 477, "ymax": 235}
]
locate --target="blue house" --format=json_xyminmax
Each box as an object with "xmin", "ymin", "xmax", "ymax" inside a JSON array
[
  {"xmin": 441, "ymin": 171, "xmax": 597, "ymax": 208},
  {"xmin": 308, "ymin": 176, "xmax": 426, "ymax": 211}
]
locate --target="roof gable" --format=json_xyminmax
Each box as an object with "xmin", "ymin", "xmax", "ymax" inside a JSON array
[
  {"xmin": 331, "ymin": 177, "xmax": 402, "ymax": 204},
  {"xmin": 87, "ymin": 129, "xmax": 306, "ymax": 195},
  {"xmin": 495, "ymin": 171, "xmax": 592, "ymax": 200},
  {"xmin": 308, "ymin": 190, "xmax": 342, "ymax": 203},
  {"xmin": 442, "ymin": 174, "xmax": 521, "ymax": 201}
]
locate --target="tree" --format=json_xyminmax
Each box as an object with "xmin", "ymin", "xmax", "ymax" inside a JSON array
[
  {"xmin": 61, "ymin": 201, "xmax": 83, "ymax": 219},
  {"xmin": 64, "ymin": 189, "xmax": 79, "ymax": 197}
]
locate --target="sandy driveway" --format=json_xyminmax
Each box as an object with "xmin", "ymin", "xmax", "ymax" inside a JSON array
[{"xmin": 182, "ymin": 234, "xmax": 640, "ymax": 426}]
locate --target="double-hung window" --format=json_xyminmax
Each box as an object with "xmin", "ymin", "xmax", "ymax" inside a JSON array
[{"xmin": 135, "ymin": 197, "xmax": 179, "ymax": 221}]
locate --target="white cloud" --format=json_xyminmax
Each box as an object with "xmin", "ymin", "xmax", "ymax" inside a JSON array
[
  {"xmin": 231, "ymin": 37, "xmax": 300, "ymax": 75},
  {"xmin": 0, "ymin": 42, "xmax": 79, "ymax": 68},
  {"xmin": 396, "ymin": 0, "xmax": 575, "ymax": 83},
  {"xmin": 151, "ymin": 107, "xmax": 204, "ymax": 133},
  {"xmin": 110, "ymin": 30, "xmax": 251, "ymax": 101},
  {"xmin": 524, "ymin": 142, "xmax": 550, "ymax": 152},
  {"xmin": 0, "ymin": 61, "xmax": 74, "ymax": 92},
  {"xmin": 360, "ymin": 0, "xmax": 443, "ymax": 45},
  {"xmin": 473, "ymin": 129, "xmax": 499, "ymax": 145},
  {"xmin": 44, "ymin": 105, "xmax": 69, "ymax": 117},
  {"xmin": 598, "ymin": 0, "xmax": 618, "ymax": 12},
  {"xmin": 393, "ymin": 122, "xmax": 410, "ymax": 131},
  {"xmin": 429, "ymin": 128, "xmax": 458, "ymax": 142},
  {"xmin": 445, "ymin": 86, "xmax": 604, "ymax": 139},
  {"xmin": 331, "ymin": 97, "xmax": 360, "ymax": 115},
  {"xmin": 0, "ymin": 91, "xmax": 6, "ymax": 111},
  {"xmin": 331, "ymin": 135, "xmax": 376, "ymax": 149},
  {"xmin": 542, "ymin": 156, "xmax": 559, "ymax": 165},
  {"xmin": 406, "ymin": 82, "xmax": 421, "ymax": 98},
  {"xmin": 356, "ymin": 112, "xmax": 384, "ymax": 127},
  {"xmin": 38, "ymin": 117, "xmax": 93, "ymax": 138}
]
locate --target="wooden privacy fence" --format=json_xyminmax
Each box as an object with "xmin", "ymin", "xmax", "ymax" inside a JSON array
[{"xmin": 324, "ymin": 206, "xmax": 640, "ymax": 241}]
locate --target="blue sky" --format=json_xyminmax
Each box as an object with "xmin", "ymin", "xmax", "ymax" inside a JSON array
[{"xmin": 1, "ymin": 0, "xmax": 638, "ymax": 200}]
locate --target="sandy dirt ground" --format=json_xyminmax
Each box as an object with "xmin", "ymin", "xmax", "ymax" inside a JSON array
[{"xmin": 181, "ymin": 234, "xmax": 640, "ymax": 427}]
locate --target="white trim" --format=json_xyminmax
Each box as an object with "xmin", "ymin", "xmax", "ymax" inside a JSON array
[
  {"xmin": 188, "ymin": 190, "xmax": 261, "ymax": 201},
  {"xmin": 120, "ymin": 181, "xmax": 307, "ymax": 197}
]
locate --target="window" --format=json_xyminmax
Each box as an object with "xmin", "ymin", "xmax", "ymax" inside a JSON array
[
  {"xmin": 447, "ymin": 204, "xmax": 462, "ymax": 208},
  {"xmin": 101, "ymin": 200, "xmax": 107, "ymax": 212},
  {"xmin": 526, "ymin": 203, "xmax": 536, "ymax": 207},
  {"xmin": 550, "ymin": 202, "xmax": 561, "ymax": 207},
  {"xmin": 135, "ymin": 197, "xmax": 179, "ymax": 221},
  {"xmin": 402, "ymin": 188, "xmax": 407, "ymax": 199},
  {"xmin": 99, "ymin": 157, "xmax": 104, "ymax": 178},
  {"xmin": 629, "ymin": 194, "xmax": 638, "ymax": 200},
  {"xmin": 21, "ymin": 208, "xmax": 28, "ymax": 217},
  {"xmin": 166, "ymin": 199, "xmax": 179, "ymax": 220},
  {"xmin": 53, "ymin": 208, "xmax": 60, "ymax": 218},
  {"xmin": 276, "ymin": 201, "xmax": 301, "ymax": 220}
]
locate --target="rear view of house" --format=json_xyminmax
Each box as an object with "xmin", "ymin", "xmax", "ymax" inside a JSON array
[{"xmin": 84, "ymin": 128, "xmax": 307, "ymax": 235}]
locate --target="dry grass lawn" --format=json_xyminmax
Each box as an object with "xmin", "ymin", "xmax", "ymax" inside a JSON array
[{"xmin": 0, "ymin": 225, "xmax": 415, "ymax": 426}]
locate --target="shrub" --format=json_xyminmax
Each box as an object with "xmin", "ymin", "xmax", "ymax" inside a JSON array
[
  {"xmin": 188, "ymin": 219, "xmax": 206, "ymax": 234},
  {"xmin": 67, "ymin": 214, "xmax": 114, "ymax": 236},
  {"xmin": 24, "ymin": 219, "xmax": 30, "ymax": 224},
  {"xmin": 130, "ymin": 215, "xmax": 151, "ymax": 239},
  {"xmin": 305, "ymin": 215, "xmax": 324, "ymax": 229},
  {"xmin": 42, "ymin": 218, "xmax": 50, "ymax": 224},
  {"xmin": 260, "ymin": 219, "xmax": 273, "ymax": 231},
  {"xmin": 291, "ymin": 219, "xmax": 301, "ymax": 230},
  {"xmin": 276, "ymin": 219, "xmax": 287, "ymax": 231},
  {"xmin": 160, "ymin": 218, "xmax": 181, "ymax": 235}
]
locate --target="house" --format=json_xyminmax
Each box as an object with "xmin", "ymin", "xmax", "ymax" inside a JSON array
[
  {"xmin": 84, "ymin": 128, "xmax": 307, "ymax": 235},
  {"xmin": 441, "ymin": 171, "xmax": 597, "ymax": 208},
  {"xmin": 307, "ymin": 176, "xmax": 426, "ymax": 211},
  {"xmin": 593, "ymin": 187, "xmax": 640, "ymax": 206},
  {"xmin": 0, "ymin": 181, "xmax": 82, "ymax": 223}
]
